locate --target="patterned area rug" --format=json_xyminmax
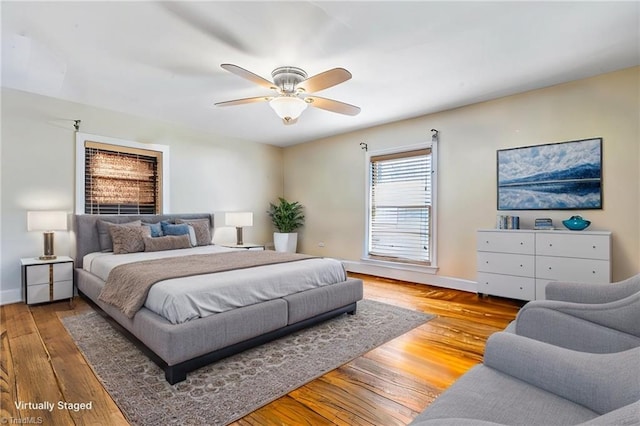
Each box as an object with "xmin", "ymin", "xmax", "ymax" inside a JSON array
[{"xmin": 62, "ymin": 299, "xmax": 434, "ymax": 425}]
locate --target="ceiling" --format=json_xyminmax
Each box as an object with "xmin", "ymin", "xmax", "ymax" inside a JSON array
[{"xmin": 2, "ymin": 2, "xmax": 639, "ymax": 147}]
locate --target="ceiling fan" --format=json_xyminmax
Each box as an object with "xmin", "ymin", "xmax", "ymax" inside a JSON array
[{"xmin": 215, "ymin": 64, "xmax": 361, "ymax": 124}]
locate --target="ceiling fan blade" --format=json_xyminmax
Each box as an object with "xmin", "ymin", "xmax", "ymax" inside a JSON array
[
  {"xmin": 297, "ymin": 68, "xmax": 352, "ymax": 93},
  {"xmin": 221, "ymin": 64, "xmax": 276, "ymax": 90},
  {"xmin": 214, "ymin": 96, "xmax": 272, "ymax": 107},
  {"xmin": 304, "ymin": 96, "xmax": 361, "ymax": 116}
]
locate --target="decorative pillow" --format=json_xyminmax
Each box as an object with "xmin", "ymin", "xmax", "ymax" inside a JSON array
[
  {"xmin": 97, "ymin": 220, "xmax": 142, "ymax": 252},
  {"xmin": 144, "ymin": 235, "xmax": 191, "ymax": 252},
  {"xmin": 142, "ymin": 222, "xmax": 163, "ymax": 238},
  {"xmin": 110, "ymin": 225, "xmax": 150, "ymax": 254},
  {"xmin": 160, "ymin": 221, "xmax": 189, "ymax": 236},
  {"xmin": 176, "ymin": 218, "xmax": 212, "ymax": 246}
]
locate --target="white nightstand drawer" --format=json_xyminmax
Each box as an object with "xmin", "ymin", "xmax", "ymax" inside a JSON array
[
  {"xmin": 54, "ymin": 262, "xmax": 73, "ymax": 281},
  {"xmin": 27, "ymin": 283, "xmax": 51, "ymax": 304},
  {"xmin": 477, "ymin": 231, "xmax": 534, "ymax": 255},
  {"xmin": 26, "ymin": 264, "xmax": 50, "ymax": 286},
  {"xmin": 53, "ymin": 280, "xmax": 74, "ymax": 300},
  {"xmin": 535, "ymin": 233, "xmax": 610, "ymax": 260},
  {"xmin": 477, "ymin": 272, "xmax": 535, "ymax": 301},
  {"xmin": 477, "ymin": 252, "xmax": 535, "ymax": 277},
  {"xmin": 536, "ymin": 256, "xmax": 610, "ymax": 282}
]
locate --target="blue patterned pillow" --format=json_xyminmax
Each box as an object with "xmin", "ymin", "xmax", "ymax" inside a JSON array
[
  {"xmin": 160, "ymin": 221, "xmax": 189, "ymax": 236},
  {"xmin": 142, "ymin": 222, "xmax": 163, "ymax": 238}
]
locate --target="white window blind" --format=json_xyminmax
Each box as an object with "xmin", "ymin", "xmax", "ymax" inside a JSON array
[
  {"xmin": 369, "ymin": 148, "xmax": 432, "ymax": 264},
  {"xmin": 84, "ymin": 141, "xmax": 162, "ymax": 215}
]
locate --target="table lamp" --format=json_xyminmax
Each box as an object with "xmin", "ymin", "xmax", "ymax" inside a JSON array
[
  {"xmin": 27, "ymin": 211, "xmax": 68, "ymax": 260},
  {"xmin": 224, "ymin": 212, "xmax": 253, "ymax": 246}
]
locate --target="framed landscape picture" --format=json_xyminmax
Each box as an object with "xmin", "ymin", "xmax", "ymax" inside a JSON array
[{"xmin": 497, "ymin": 138, "xmax": 602, "ymax": 210}]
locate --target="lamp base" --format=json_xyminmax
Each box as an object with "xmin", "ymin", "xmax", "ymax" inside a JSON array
[
  {"xmin": 236, "ymin": 227, "xmax": 244, "ymax": 246},
  {"xmin": 42, "ymin": 231, "xmax": 56, "ymax": 260}
]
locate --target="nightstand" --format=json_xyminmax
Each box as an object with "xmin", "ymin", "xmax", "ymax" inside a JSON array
[
  {"xmin": 219, "ymin": 243, "xmax": 265, "ymax": 251},
  {"xmin": 21, "ymin": 256, "xmax": 74, "ymax": 305}
]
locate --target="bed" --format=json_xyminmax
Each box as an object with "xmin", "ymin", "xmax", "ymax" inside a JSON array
[{"xmin": 72, "ymin": 213, "xmax": 363, "ymax": 384}]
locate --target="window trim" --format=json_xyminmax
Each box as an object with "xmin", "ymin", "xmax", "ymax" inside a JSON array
[
  {"xmin": 363, "ymin": 142, "xmax": 438, "ymax": 269},
  {"xmin": 75, "ymin": 132, "xmax": 170, "ymax": 214}
]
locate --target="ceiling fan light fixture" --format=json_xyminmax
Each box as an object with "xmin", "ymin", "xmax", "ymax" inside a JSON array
[{"xmin": 269, "ymin": 96, "xmax": 308, "ymax": 121}]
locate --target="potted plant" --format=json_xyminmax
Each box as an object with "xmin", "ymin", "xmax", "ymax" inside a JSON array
[{"xmin": 267, "ymin": 197, "xmax": 304, "ymax": 252}]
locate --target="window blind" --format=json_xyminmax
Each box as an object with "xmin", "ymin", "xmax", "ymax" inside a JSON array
[
  {"xmin": 369, "ymin": 148, "xmax": 432, "ymax": 264},
  {"xmin": 84, "ymin": 141, "xmax": 161, "ymax": 215}
]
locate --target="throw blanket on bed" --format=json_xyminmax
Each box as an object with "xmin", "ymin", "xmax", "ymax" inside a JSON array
[{"xmin": 98, "ymin": 251, "xmax": 315, "ymax": 318}]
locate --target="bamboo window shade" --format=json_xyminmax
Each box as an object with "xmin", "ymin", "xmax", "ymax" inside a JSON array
[{"xmin": 84, "ymin": 141, "xmax": 162, "ymax": 214}]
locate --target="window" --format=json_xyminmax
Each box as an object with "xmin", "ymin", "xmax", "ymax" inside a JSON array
[
  {"xmin": 75, "ymin": 133, "xmax": 170, "ymax": 214},
  {"xmin": 367, "ymin": 147, "xmax": 434, "ymax": 265}
]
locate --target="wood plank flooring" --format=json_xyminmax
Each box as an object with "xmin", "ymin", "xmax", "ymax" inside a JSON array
[{"xmin": 1, "ymin": 274, "xmax": 522, "ymax": 425}]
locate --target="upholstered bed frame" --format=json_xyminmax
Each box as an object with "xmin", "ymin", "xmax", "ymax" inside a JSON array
[{"xmin": 72, "ymin": 213, "xmax": 363, "ymax": 384}]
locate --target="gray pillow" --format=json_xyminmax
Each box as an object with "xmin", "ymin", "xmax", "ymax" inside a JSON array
[
  {"xmin": 97, "ymin": 220, "xmax": 142, "ymax": 252},
  {"xmin": 176, "ymin": 218, "xmax": 211, "ymax": 246},
  {"xmin": 144, "ymin": 235, "xmax": 192, "ymax": 252},
  {"xmin": 111, "ymin": 225, "xmax": 150, "ymax": 254}
]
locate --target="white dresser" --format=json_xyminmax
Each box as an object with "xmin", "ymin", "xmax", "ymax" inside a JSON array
[{"xmin": 476, "ymin": 229, "xmax": 611, "ymax": 301}]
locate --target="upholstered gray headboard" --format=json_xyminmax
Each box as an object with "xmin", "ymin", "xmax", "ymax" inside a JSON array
[{"xmin": 72, "ymin": 213, "xmax": 214, "ymax": 268}]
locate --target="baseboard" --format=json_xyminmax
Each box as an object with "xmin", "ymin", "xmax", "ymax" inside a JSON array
[
  {"xmin": 0, "ymin": 288, "xmax": 23, "ymax": 306},
  {"xmin": 343, "ymin": 260, "xmax": 478, "ymax": 293}
]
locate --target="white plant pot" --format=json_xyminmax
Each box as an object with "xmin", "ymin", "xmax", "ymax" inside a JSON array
[{"xmin": 274, "ymin": 232, "xmax": 298, "ymax": 253}]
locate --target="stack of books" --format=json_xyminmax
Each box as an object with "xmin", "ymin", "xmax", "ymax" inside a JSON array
[
  {"xmin": 496, "ymin": 215, "xmax": 520, "ymax": 229},
  {"xmin": 534, "ymin": 218, "xmax": 554, "ymax": 230}
]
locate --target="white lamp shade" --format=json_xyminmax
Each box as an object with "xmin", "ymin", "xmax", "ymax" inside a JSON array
[
  {"xmin": 27, "ymin": 211, "xmax": 68, "ymax": 231},
  {"xmin": 269, "ymin": 96, "xmax": 308, "ymax": 120},
  {"xmin": 224, "ymin": 212, "xmax": 253, "ymax": 227}
]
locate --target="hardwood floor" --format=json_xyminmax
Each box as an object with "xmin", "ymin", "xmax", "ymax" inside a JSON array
[{"xmin": 1, "ymin": 274, "xmax": 523, "ymax": 425}]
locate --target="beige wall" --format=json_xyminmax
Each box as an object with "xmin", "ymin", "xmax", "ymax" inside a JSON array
[
  {"xmin": 0, "ymin": 88, "xmax": 283, "ymax": 303},
  {"xmin": 284, "ymin": 67, "xmax": 640, "ymax": 282}
]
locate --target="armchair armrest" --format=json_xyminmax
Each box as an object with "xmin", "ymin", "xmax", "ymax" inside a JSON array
[
  {"xmin": 546, "ymin": 273, "xmax": 640, "ymax": 303},
  {"xmin": 514, "ymin": 306, "xmax": 640, "ymax": 353},
  {"xmin": 483, "ymin": 332, "xmax": 640, "ymax": 415},
  {"xmin": 516, "ymin": 292, "xmax": 640, "ymax": 338}
]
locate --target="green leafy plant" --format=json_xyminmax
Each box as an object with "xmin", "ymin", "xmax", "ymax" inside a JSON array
[{"xmin": 267, "ymin": 197, "xmax": 305, "ymax": 233}]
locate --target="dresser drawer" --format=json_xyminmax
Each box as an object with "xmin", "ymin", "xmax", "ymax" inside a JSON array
[
  {"xmin": 535, "ymin": 233, "xmax": 610, "ymax": 260},
  {"xmin": 477, "ymin": 231, "xmax": 534, "ymax": 255},
  {"xmin": 477, "ymin": 272, "xmax": 535, "ymax": 301},
  {"xmin": 536, "ymin": 256, "xmax": 610, "ymax": 282},
  {"xmin": 477, "ymin": 252, "xmax": 535, "ymax": 277}
]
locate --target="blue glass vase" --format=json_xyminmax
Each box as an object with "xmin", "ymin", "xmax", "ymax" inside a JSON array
[{"xmin": 562, "ymin": 215, "xmax": 591, "ymax": 231}]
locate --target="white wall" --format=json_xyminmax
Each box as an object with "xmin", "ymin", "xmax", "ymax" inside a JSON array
[
  {"xmin": 284, "ymin": 67, "xmax": 640, "ymax": 284},
  {"xmin": 0, "ymin": 88, "xmax": 283, "ymax": 304}
]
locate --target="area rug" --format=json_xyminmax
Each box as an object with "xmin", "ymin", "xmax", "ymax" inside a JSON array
[{"xmin": 61, "ymin": 299, "xmax": 434, "ymax": 425}]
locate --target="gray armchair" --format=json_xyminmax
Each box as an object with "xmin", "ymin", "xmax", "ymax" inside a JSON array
[
  {"xmin": 505, "ymin": 273, "xmax": 640, "ymax": 353},
  {"xmin": 410, "ymin": 332, "xmax": 640, "ymax": 425},
  {"xmin": 512, "ymin": 291, "xmax": 640, "ymax": 352},
  {"xmin": 545, "ymin": 273, "xmax": 640, "ymax": 303}
]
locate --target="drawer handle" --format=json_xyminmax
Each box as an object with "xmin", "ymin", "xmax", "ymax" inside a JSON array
[
  {"xmin": 549, "ymin": 243, "xmax": 553, "ymax": 247},
  {"xmin": 520, "ymin": 264, "xmax": 523, "ymax": 267},
  {"xmin": 593, "ymin": 245, "xmax": 596, "ymax": 249},
  {"xmin": 592, "ymin": 271, "xmax": 596, "ymax": 274},
  {"xmin": 548, "ymin": 267, "xmax": 552, "ymax": 270},
  {"xmin": 520, "ymin": 242, "xmax": 523, "ymax": 245},
  {"xmin": 486, "ymin": 261, "xmax": 489, "ymax": 264}
]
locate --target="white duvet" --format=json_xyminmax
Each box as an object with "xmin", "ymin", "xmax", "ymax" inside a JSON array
[{"xmin": 84, "ymin": 246, "xmax": 347, "ymax": 324}]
